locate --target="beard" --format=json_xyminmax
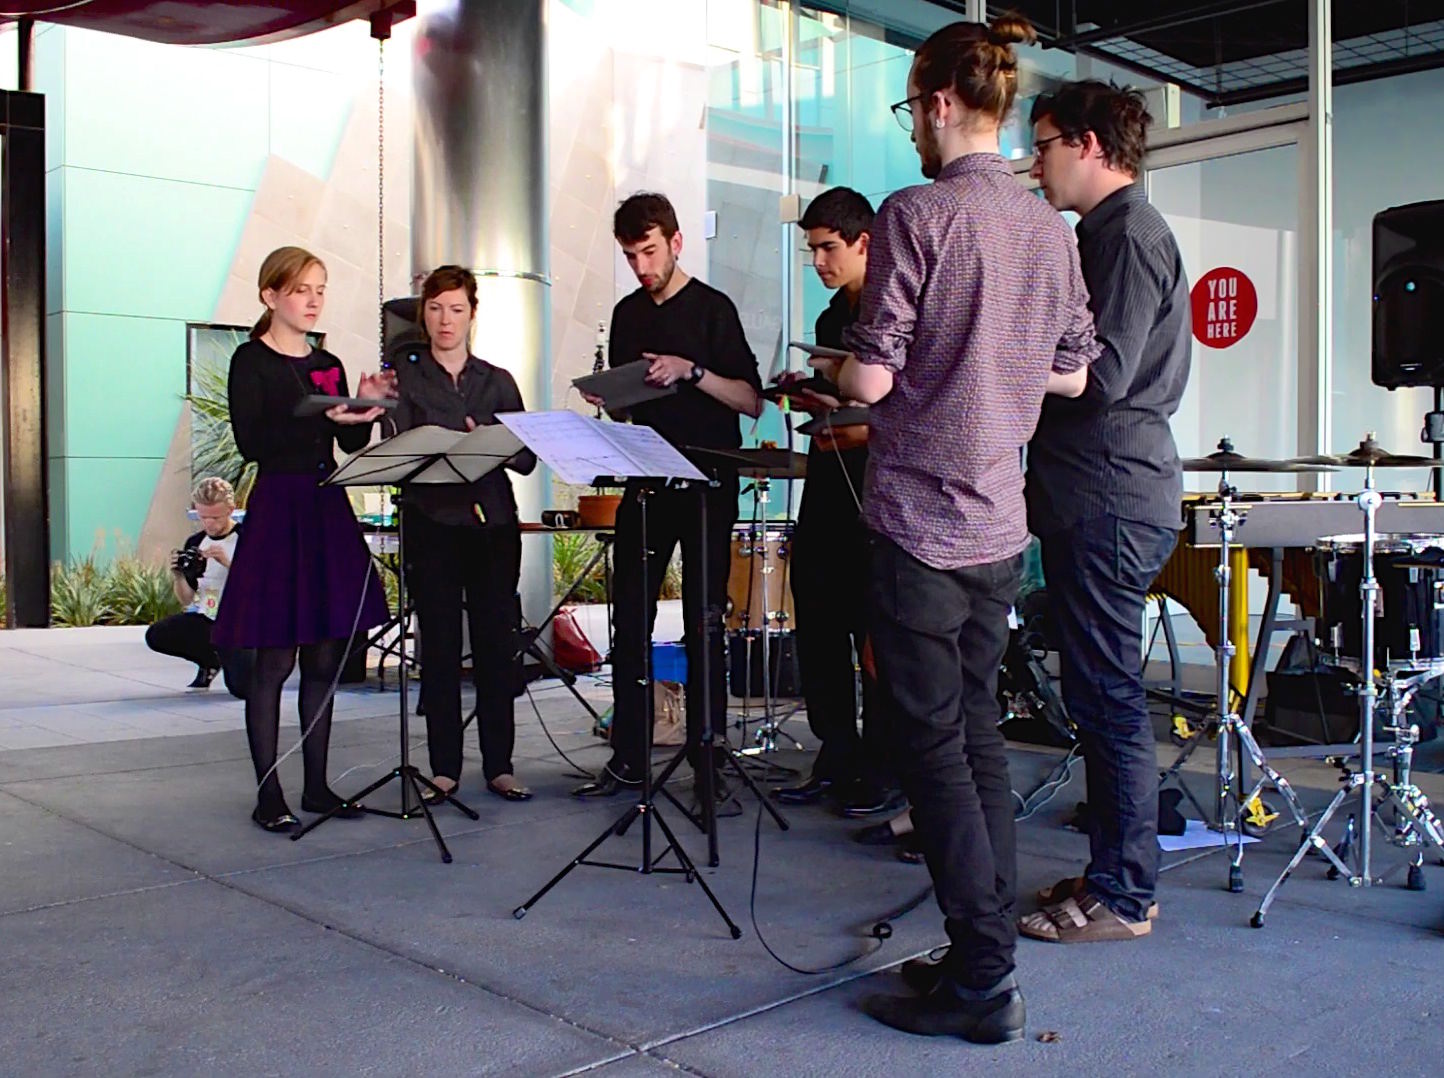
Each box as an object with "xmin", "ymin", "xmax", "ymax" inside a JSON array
[
  {"xmin": 643, "ymin": 255, "xmax": 677, "ymax": 295},
  {"xmin": 916, "ymin": 122, "xmax": 943, "ymax": 180}
]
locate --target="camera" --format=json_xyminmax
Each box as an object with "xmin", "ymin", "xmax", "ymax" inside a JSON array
[{"xmin": 173, "ymin": 546, "xmax": 207, "ymax": 585}]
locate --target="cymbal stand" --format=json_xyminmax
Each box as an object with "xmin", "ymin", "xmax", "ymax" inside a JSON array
[
  {"xmin": 736, "ymin": 473, "xmax": 804, "ymax": 760},
  {"xmin": 1158, "ymin": 445, "xmax": 1310, "ymax": 893},
  {"xmin": 1375, "ymin": 667, "xmax": 1444, "ymax": 890},
  {"xmin": 1250, "ymin": 463, "xmax": 1444, "ymax": 926}
]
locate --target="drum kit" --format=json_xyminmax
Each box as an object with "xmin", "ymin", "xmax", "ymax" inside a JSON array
[
  {"xmin": 699, "ymin": 447, "xmax": 808, "ymax": 758},
  {"xmin": 1173, "ymin": 433, "xmax": 1444, "ymax": 924}
]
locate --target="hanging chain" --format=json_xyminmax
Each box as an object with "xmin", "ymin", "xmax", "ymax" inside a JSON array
[{"xmin": 377, "ymin": 35, "xmax": 386, "ymax": 364}]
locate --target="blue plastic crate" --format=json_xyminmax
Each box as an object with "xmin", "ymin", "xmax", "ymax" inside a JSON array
[{"xmin": 651, "ymin": 642, "xmax": 688, "ymax": 683}]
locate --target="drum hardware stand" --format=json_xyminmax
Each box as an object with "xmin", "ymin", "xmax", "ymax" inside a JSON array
[
  {"xmin": 1157, "ymin": 440, "xmax": 1310, "ymax": 892},
  {"xmin": 733, "ymin": 472, "xmax": 805, "ymax": 769},
  {"xmin": 1250, "ymin": 462, "xmax": 1444, "ymax": 924}
]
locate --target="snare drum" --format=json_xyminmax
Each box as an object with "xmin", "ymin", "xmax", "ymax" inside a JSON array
[
  {"xmin": 725, "ymin": 524, "xmax": 796, "ymax": 632},
  {"xmin": 1314, "ymin": 533, "xmax": 1444, "ymax": 670}
]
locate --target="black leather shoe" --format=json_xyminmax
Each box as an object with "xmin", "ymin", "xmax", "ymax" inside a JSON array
[
  {"xmin": 840, "ymin": 788, "xmax": 907, "ymax": 819},
  {"xmin": 572, "ymin": 764, "xmax": 637, "ymax": 798},
  {"xmin": 900, "ymin": 952, "xmax": 947, "ymax": 995},
  {"xmin": 774, "ymin": 775, "xmax": 834, "ymax": 805},
  {"xmin": 862, "ymin": 977, "xmax": 1025, "ymax": 1044}
]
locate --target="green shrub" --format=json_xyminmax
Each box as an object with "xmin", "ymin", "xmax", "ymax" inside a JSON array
[
  {"xmin": 51, "ymin": 556, "xmax": 111, "ymax": 627},
  {"xmin": 186, "ymin": 344, "xmax": 258, "ymax": 507},
  {"xmin": 552, "ymin": 531, "xmax": 609, "ymax": 603},
  {"xmin": 104, "ymin": 557, "xmax": 182, "ymax": 625}
]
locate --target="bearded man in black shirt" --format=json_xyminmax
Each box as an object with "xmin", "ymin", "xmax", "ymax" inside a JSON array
[{"xmin": 574, "ymin": 192, "xmax": 764, "ymax": 798}]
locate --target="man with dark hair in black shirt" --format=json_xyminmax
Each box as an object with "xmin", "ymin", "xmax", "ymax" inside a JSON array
[
  {"xmin": 772, "ymin": 187, "xmax": 900, "ymax": 820},
  {"xmin": 574, "ymin": 191, "xmax": 764, "ymax": 798},
  {"xmin": 1019, "ymin": 80, "xmax": 1191, "ymax": 944}
]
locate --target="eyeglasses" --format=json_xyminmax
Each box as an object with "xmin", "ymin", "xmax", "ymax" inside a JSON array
[
  {"xmin": 890, "ymin": 94, "xmax": 925, "ymax": 132},
  {"xmin": 1032, "ymin": 134, "xmax": 1066, "ymax": 158}
]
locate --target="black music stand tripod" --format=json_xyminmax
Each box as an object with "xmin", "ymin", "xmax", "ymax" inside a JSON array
[
  {"xmin": 513, "ymin": 475, "xmax": 741, "ymax": 937},
  {"xmin": 292, "ymin": 424, "xmax": 526, "ymax": 862}
]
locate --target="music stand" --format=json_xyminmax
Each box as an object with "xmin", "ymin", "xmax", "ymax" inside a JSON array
[
  {"xmin": 499, "ymin": 410, "xmax": 741, "ymax": 936},
  {"xmin": 291, "ymin": 423, "xmax": 526, "ymax": 862}
]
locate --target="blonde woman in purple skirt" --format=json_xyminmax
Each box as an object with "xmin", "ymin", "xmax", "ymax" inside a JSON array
[{"xmin": 213, "ymin": 246, "xmax": 392, "ymax": 833}]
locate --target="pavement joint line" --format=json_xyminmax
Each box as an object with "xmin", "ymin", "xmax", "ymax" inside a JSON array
[{"xmin": 0, "ymin": 782, "xmax": 644, "ymax": 1055}]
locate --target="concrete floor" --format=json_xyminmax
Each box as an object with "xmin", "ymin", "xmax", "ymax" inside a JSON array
[{"xmin": 1, "ymin": 625, "xmax": 1442, "ymax": 1077}]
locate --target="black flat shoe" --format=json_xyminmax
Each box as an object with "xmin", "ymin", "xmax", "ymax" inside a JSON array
[
  {"xmin": 488, "ymin": 781, "xmax": 533, "ymax": 802},
  {"xmin": 300, "ymin": 790, "xmax": 365, "ymax": 818},
  {"xmin": 188, "ymin": 665, "xmax": 219, "ymax": 689},
  {"xmin": 419, "ymin": 778, "xmax": 458, "ymax": 805},
  {"xmin": 774, "ymin": 775, "xmax": 835, "ymax": 805},
  {"xmin": 251, "ymin": 805, "xmax": 299, "ymax": 833}
]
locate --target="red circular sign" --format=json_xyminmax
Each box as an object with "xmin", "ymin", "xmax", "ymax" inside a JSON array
[{"xmin": 1190, "ymin": 267, "xmax": 1258, "ymax": 349}]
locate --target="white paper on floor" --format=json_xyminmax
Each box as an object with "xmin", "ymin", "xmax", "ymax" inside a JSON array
[{"xmin": 1158, "ymin": 819, "xmax": 1260, "ymax": 852}]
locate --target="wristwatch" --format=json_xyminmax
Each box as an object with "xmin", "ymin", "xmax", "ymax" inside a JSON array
[{"xmin": 686, "ymin": 363, "xmax": 705, "ymax": 385}]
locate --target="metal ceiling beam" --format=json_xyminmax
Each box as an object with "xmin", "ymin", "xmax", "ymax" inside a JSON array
[
  {"xmin": 1207, "ymin": 48, "xmax": 1444, "ymax": 108},
  {"xmin": 1048, "ymin": 0, "xmax": 1289, "ymax": 51}
]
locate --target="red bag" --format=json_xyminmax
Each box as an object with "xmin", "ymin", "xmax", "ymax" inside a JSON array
[{"xmin": 553, "ymin": 607, "xmax": 602, "ymax": 673}]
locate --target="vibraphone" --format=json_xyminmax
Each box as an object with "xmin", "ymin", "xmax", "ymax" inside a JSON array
[{"xmin": 1152, "ymin": 490, "xmax": 1444, "ymax": 725}]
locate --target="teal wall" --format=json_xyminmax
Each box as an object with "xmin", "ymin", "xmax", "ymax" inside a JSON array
[{"xmin": 38, "ymin": 26, "xmax": 360, "ymax": 561}]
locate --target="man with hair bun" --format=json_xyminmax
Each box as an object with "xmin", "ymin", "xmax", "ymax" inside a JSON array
[
  {"xmin": 1019, "ymin": 79, "xmax": 1191, "ymax": 945},
  {"xmin": 810, "ymin": 15, "xmax": 1100, "ymax": 1042}
]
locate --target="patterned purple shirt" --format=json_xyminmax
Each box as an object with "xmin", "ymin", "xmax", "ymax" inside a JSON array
[{"xmin": 843, "ymin": 154, "xmax": 1100, "ymax": 570}]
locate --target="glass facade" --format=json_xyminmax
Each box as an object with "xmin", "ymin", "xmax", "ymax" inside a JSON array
[{"xmin": 6, "ymin": 0, "xmax": 1436, "ymax": 562}]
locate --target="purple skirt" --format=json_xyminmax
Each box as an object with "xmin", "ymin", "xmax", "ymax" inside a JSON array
[{"xmin": 213, "ymin": 472, "xmax": 389, "ymax": 650}]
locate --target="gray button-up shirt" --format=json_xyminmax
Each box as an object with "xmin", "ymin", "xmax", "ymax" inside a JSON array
[
  {"xmin": 1026, "ymin": 183, "xmax": 1192, "ymax": 536},
  {"xmin": 843, "ymin": 154, "xmax": 1100, "ymax": 570}
]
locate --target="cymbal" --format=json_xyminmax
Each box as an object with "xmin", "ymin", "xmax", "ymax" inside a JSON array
[
  {"xmin": 1290, "ymin": 436, "xmax": 1437, "ymax": 469},
  {"xmin": 1182, "ymin": 450, "xmax": 1337, "ymax": 473}
]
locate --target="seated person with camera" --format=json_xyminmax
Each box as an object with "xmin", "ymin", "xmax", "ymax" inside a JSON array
[{"xmin": 145, "ymin": 477, "xmax": 253, "ymax": 698}]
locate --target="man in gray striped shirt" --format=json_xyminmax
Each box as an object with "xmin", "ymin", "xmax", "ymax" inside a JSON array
[{"xmin": 1021, "ymin": 80, "xmax": 1192, "ymax": 945}]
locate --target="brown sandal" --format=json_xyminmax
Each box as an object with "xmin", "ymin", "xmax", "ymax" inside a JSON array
[
  {"xmin": 1018, "ymin": 894, "xmax": 1152, "ymax": 944},
  {"xmin": 1036, "ymin": 876, "xmax": 1159, "ymax": 920}
]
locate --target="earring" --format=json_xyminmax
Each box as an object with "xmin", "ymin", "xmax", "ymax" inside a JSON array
[{"xmin": 933, "ymin": 118, "xmax": 945, "ymax": 129}]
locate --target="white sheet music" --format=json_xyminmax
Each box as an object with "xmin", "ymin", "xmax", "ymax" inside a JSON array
[{"xmin": 496, "ymin": 410, "xmax": 705, "ymax": 485}]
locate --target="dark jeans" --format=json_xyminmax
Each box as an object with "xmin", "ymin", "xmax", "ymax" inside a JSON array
[
  {"xmin": 609, "ymin": 477, "xmax": 737, "ymax": 775},
  {"xmin": 867, "ymin": 533, "xmax": 1021, "ymax": 991},
  {"xmin": 791, "ymin": 444, "xmax": 889, "ymax": 787},
  {"xmin": 1039, "ymin": 515, "xmax": 1179, "ymax": 923},
  {"xmin": 145, "ymin": 611, "xmax": 252, "ymax": 699},
  {"xmin": 405, "ymin": 512, "xmax": 523, "ymax": 783}
]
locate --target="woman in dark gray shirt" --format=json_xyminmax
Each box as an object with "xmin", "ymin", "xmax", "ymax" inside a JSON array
[{"xmin": 389, "ymin": 265, "xmax": 538, "ymax": 804}]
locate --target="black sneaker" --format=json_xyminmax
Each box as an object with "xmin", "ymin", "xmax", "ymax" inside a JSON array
[{"xmin": 862, "ymin": 975, "xmax": 1025, "ymax": 1045}]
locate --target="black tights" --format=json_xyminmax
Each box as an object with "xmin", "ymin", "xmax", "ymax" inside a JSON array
[{"xmin": 245, "ymin": 638, "xmax": 347, "ymax": 812}]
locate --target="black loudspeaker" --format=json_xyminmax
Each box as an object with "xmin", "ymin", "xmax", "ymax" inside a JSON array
[
  {"xmin": 381, "ymin": 295, "xmax": 428, "ymax": 371},
  {"xmin": 1373, "ymin": 200, "xmax": 1444, "ymax": 389}
]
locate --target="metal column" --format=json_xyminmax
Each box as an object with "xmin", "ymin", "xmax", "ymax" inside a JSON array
[{"xmin": 411, "ymin": 0, "xmax": 551, "ymax": 629}]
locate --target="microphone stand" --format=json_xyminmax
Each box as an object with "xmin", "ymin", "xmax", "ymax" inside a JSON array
[{"xmin": 592, "ymin": 322, "xmax": 605, "ymax": 420}]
